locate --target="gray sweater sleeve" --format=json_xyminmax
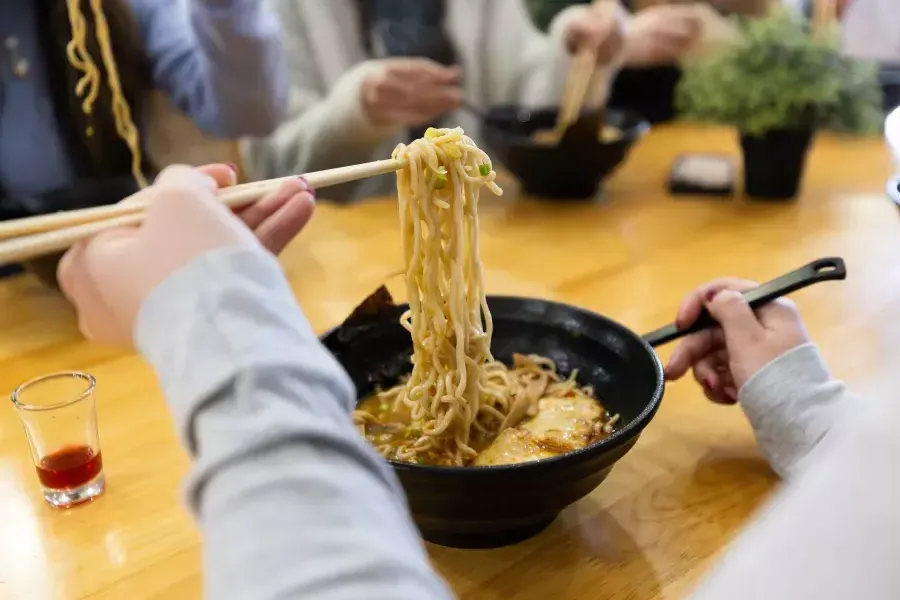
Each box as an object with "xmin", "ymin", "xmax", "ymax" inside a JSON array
[
  {"xmin": 737, "ymin": 343, "xmax": 856, "ymax": 479},
  {"xmin": 135, "ymin": 247, "xmax": 454, "ymax": 600}
]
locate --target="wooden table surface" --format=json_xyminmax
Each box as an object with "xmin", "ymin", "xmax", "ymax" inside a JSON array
[{"xmin": 1, "ymin": 124, "xmax": 897, "ymax": 599}]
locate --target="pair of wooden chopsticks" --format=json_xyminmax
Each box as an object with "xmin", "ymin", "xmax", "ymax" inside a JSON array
[{"xmin": 0, "ymin": 158, "xmax": 405, "ymax": 266}]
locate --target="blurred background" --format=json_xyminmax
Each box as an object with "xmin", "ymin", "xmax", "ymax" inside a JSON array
[{"xmin": 1, "ymin": 0, "xmax": 897, "ymax": 281}]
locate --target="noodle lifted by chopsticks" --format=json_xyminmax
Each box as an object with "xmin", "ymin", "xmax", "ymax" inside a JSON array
[
  {"xmin": 372, "ymin": 127, "xmax": 507, "ymax": 466},
  {"xmin": 352, "ymin": 127, "xmax": 619, "ymax": 467}
]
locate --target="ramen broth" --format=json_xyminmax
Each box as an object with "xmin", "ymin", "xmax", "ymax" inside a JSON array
[{"xmin": 356, "ymin": 383, "xmax": 619, "ymax": 467}]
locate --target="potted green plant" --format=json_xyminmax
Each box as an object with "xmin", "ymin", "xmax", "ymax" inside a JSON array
[{"xmin": 676, "ymin": 9, "xmax": 882, "ymax": 200}]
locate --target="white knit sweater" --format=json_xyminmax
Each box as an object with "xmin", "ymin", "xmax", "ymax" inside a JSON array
[
  {"xmin": 840, "ymin": 0, "xmax": 900, "ymax": 62},
  {"xmin": 241, "ymin": 0, "xmax": 620, "ymax": 202}
]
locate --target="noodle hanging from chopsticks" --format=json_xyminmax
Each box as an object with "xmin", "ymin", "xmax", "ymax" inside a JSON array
[
  {"xmin": 65, "ymin": 0, "xmax": 148, "ymax": 188},
  {"xmin": 376, "ymin": 127, "xmax": 509, "ymax": 466},
  {"xmin": 352, "ymin": 127, "xmax": 621, "ymax": 467}
]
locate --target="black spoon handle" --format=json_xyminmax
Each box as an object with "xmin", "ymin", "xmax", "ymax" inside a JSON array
[{"xmin": 641, "ymin": 257, "xmax": 847, "ymax": 348}]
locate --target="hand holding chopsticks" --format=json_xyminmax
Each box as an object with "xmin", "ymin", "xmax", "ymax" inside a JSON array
[
  {"xmin": 0, "ymin": 157, "xmax": 405, "ymax": 266},
  {"xmin": 52, "ymin": 166, "xmax": 320, "ymax": 346}
]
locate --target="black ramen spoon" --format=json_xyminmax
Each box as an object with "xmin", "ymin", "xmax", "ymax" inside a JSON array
[{"xmin": 642, "ymin": 257, "xmax": 847, "ymax": 347}]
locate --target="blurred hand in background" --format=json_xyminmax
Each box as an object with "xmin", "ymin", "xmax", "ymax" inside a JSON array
[
  {"xmin": 361, "ymin": 58, "xmax": 463, "ymax": 128},
  {"xmin": 564, "ymin": 1, "xmax": 627, "ymax": 64},
  {"xmin": 621, "ymin": 5, "xmax": 703, "ymax": 67}
]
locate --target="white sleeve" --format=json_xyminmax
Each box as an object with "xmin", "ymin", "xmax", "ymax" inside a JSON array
[
  {"xmin": 688, "ymin": 388, "xmax": 900, "ymax": 600},
  {"xmin": 841, "ymin": 0, "xmax": 900, "ymax": 61}
]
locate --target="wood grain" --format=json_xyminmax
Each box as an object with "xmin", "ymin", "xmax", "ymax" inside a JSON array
[{"xmin": 1, "ymin": 124, "xmax": 895, "ymax": 599}]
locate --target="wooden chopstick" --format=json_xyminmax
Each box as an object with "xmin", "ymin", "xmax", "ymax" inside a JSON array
[
  {"xmin": 534, "ymin": 48, "xmax": 597, "ymax": 146},
  {"xmin": 544, "ymin": 0, "xmax": 616, "ymax": 144},
  {"xmin": 0, "ymin": 214, "xmax": 147, "ymax": 267},
  {"xmin": 0, "ymin": 158, "xmax": 405, "ymax": 242},
  {"xmin": 556, "ymin": 48, "xmax": 598, "ymax": 135},
  {"xmin": 0, "ymin": 157, "xmax": 405, "ymax": 266},
  {"xmin": 812, "ymin": 0, "xmax": 837, "ymax": 35}
]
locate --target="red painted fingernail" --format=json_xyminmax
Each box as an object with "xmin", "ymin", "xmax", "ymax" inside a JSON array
[
  {"xmin": 226, "ymin": 162, "xmax": 239, "ymax": 174},
  {"xmin": 296, "ymin": 177, "xmax": 316, "ymax": 202}
]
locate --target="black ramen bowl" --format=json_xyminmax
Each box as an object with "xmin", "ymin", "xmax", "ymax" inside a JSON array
[
  {"xmin": 321, "ymin": 296, "xmax": 665, "ymax": 549},
  {"xmin": 480, "ymin": 106, "xmax": 649, "ymax": 200}
]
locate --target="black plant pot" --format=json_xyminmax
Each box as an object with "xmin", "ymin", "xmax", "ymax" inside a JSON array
[
  {"xmin": 740, "ymin": 129, "xmax": 814, "ymax": 200},
  {"xmin": 879, "ymin": 63, "xmax": 900, "ymax": 112},
  {"xmin": 887, "ymin": 175, "xmax": 900, "ymax": 208}
]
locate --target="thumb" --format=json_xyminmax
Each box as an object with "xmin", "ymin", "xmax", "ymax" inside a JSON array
[
  {"xmin": 196, "ymin": 163, "xmax": 238, "ymax": 189},
  {"xmin": 145, "ymin": 166, "xmax": 259, "ymax": 252},
  {"xmin": 705, "ymin": 290, "xmax": 765, "ymax": 347},
  {"xmin": 148, "ymin": 165, "xmax": 242, "ymax": 229}
]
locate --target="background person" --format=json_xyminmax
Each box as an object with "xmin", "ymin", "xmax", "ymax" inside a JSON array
[
  {"xmin": 0, "ymin": 0, "xmax": 288, "ymax": 277},
  {"xmin": 241, "ymin": 0, "xmax": 626, "ymax": 203},
  {"xmin": 526, "ymin": 0, "xmax": 706, "ymax": 123}
]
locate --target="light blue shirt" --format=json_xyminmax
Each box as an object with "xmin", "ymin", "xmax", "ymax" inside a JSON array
[{"xmin": 0, "ymin": 0, "xmax": 288, "ymax": 204}]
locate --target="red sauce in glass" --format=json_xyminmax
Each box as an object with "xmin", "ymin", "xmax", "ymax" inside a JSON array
[{"xmin": 36, "ymin": 445, "xmax": 103, "ymax": 490}]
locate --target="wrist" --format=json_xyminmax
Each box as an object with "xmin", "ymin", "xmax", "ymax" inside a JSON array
[
  {"xmin": 359, "ymin": 83, "xmax": 391, "ymax": 128},
  {"xmin": 739, "ymin": 343, "xmax": 828, "ymax": 400},
  {"xmin": 331, "ymin": 62, "xmax": 398, "ymax": 142}
]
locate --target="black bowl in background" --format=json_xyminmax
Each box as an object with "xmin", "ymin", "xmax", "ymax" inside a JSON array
[
  {"xmin": 321, "ymin": 296, "xmax": 665, "ymax": 549},
  {"xmin": 878, "ymin": 63, "xmax": 900, "ymax": 113},
  {"xmin": 480, "ymin": 107, "xmax": 649, "ymax": 200},
  {"xmin": 887, "ymin": 175, "xmax": 900, "ymax": 208}
]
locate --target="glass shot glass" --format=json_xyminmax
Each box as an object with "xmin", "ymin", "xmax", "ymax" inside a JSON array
[{"xmin": 10, "ymin": 372, "xmax": 106, "ymax": 508}]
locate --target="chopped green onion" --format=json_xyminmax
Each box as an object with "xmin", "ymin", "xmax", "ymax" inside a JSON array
[
  {"xmin": 478, "ymin": 163, "xmax": 491, "ymax": 176},
  {"xmin": 434, "ymin": 177, "xmax": 447, "ymax": 190},
  {"xmin": 425, "ymin": 127, "xmax": 441, "ymax": 139}
]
